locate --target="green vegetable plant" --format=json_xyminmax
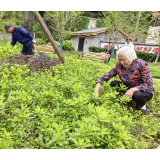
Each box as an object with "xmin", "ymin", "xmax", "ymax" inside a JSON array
[{"xmin": 0, "ymin": 44, "xmax": 159, "ymax": 149}]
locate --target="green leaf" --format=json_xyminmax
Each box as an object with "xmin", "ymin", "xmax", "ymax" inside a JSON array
[
  {"xmin": 24, "ymin": 107, "xmax": 30, "ymax": 112},
  {"xmin": 69, "ymin": 138, "xmax": 78, "ymax": 144},
  {"xmin": 84, "ymin": 137, "xmax": 90, "ymax": 142},
  {"xmin": 1, "ymin": 139, "xmax": 5, "ymax": 148},
  {"xmin": 150, "ymin": 131, "xmax": 157, "ymax": 136},
  {"xmin": 62, "ymin": 129, "xmax": 70, "ymax": 133},
  {"xmin": 83, "ymin": 143, "xmax": 93, "ymax": 148},
  {"xmin": 16, "ymin": 108, "xmax": 23, "ymax": 114}
]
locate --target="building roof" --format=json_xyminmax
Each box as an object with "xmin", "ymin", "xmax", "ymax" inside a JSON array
[
  {"xmin": 69, "ymin": 28, "xmax": 105, "ymax": 36},
  {"xmin": 69, "ymin": 28, "xmax": 133, "ymax": 39},
  {"xmin": 74, "ymin": 28, "xmax": 105, "ymax": 34}
]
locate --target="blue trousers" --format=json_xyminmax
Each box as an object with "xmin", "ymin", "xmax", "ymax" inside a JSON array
[
  {"xmin": 22, "ymin": 42, "xmax": 33, "ymax": 55},
  {"xmin": 110, "ymin": 80, "xmax": 153, "ymax": 110}
]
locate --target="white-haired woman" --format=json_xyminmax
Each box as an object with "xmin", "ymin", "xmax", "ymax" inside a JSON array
[{"xmin": 94, "ymin": 46, "xmax": 155, "ymax": 115}]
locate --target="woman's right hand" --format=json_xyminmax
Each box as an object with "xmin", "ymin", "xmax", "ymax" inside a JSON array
[
  {"xmin": 93, "ymin": 83, "xmax": 101, "ymax": 99},
  {"xmin": 92, "ymin": 91, "xmax": 99, "ymax": 100}
]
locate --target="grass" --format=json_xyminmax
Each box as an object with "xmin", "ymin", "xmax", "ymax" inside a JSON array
[{"xmin": 148, "ymin": 62, "xmax": 160, "ymax": 79}]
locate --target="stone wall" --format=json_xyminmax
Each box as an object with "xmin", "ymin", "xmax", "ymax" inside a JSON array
[
  {"xmin": 71, "ymin": 36, "xmax": 79, "ymax": 51},
  {"xmin": 87, "ymin": 18, "xmax": 97, "ymax": 29},
  {"xmin": 146, "ymin": 26, "xmax": 160, "ymax": 44},
  {"xmin": 0, "ymin": 33, "xmax": 12, "ymax": 42},
  {"xmin": 83, "ymin": 35, "xmax": 101, "ymax": 52}
]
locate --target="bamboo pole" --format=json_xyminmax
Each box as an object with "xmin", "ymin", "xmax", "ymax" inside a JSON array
[{"xmin": 32, "ymin": 11, "xmax": 65, "ymax": 63}]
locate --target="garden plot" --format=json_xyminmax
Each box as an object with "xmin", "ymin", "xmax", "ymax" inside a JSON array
[{"xmin": 0, "ymin": 46, "xmax": 160, "ymax": 149}]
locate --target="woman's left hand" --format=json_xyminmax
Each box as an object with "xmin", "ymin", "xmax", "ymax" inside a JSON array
[{"xmin": 124, "ymin": 89, "xmax": 134, "ymax": 99}]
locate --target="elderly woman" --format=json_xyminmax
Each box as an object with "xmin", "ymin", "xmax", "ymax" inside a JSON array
[{"xmin": 94, "ymin": 46, "xmax": 155, "ymax": 115}]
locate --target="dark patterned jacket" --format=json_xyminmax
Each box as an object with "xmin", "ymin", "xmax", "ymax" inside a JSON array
[{"xmin": 97, "ymin": 58, "xmax": 155, "ymax": 94}]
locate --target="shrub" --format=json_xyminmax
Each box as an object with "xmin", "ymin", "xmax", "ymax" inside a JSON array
[
  {"xmin": 88, "ymin": 46, "xmax": 118, "ymax": 54},
  {"xmin": 0, "ymin": 41, "xmax": 21, "ymax": 60},
  {"xmin": 136, "ymin": 51, "xmax": 159, "ymax": 63},
  {"xmin": 62, "ymin": 40, "xmax": 75, "ymax": 51},
  {"xmin": 35, "ymin": 38, "xmax": 46, "ymax": 45}
]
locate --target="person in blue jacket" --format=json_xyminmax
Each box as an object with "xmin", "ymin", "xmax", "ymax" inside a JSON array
[{"xmin": 4, "ymin": 24, "xmax": 35, "ymax": 55}]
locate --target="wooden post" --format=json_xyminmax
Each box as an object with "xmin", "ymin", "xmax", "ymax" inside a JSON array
[
  {"xmin": 32, "ymin": 11, "xmax": 65, "ymax": 63},
  {"xmin": 155, "ymin": 50, "xmax": 160, "ymax": 63}
]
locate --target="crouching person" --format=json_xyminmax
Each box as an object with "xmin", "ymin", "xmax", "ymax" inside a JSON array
[{"xmin": 94, "ymin": 46, "xmax": 155, "ymax": 115}]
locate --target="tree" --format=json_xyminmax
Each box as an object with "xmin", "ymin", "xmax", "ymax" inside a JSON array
[
  {"xmin": 102, "ymin": 11, "xmax": 125, "ymax": 53},
  {"xmin": 102, "ymin": 11, "xmax": 155, "ymax": 47},
  {"xmin": 0, "ymin": 11, "xmax": 6, "ymax": 21},
  {"xmin": 19, "ymin": 11, "xmax": 35, "ymax": 32},
  {"xmin": 44, "ymin": 11, "xmax": 83, "ymax": 42},
  {"xmin": 81, "ymin": 11, "xmax": 104, "ymax": 18}
]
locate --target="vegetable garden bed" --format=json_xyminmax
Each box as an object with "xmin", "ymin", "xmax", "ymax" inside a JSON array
[{"xmin": 0, "ymin": 45, "xmax": 160, "ymax": 149}]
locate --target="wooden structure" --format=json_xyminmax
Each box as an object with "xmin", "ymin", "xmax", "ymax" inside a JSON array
[
  {"xmin": 78, "ymin": 52, "xmax": 111, "ymax": 64},
  {"xmin": 35, "ymin": 45, "xmax": 55, "ymax": 52}
]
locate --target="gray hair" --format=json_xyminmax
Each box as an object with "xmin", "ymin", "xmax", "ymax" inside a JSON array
[
  {"xmin": 4, "ymin": 24, "xmax": 13, "ymax": 29},
  {"xmin": 116, "ymin": 46, "xmax": 137, "ymax": 62}
]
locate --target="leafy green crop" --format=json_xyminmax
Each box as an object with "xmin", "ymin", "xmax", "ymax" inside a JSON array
[
  {"xmin": 0, "ymin": 47, "xmax": 159, "ymax": 149},
  {"xmin": 0, "ymin": 42, "xmax": 21, "ymax": 60}
]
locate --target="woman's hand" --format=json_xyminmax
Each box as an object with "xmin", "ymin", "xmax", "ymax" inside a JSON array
[
  {"xmin": 124, "ymin": 89, "xmax": 134, "ymax": 99},
  {"xmin": 92, "ymin": 92, "xmax": 99, "ymax": 100},
  {"xmin": 93, "ymin": 83, "xmax": 101, "ymax": 100},
  {"xmin": 124, "ymin": 87, "xmax": 140, "ymax": 99}
]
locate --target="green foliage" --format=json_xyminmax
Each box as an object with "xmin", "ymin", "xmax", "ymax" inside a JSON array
[
  {"xmin": 0, "ymin": 41, "xmax": 21, "ymax": 60},
  {"xmin": 44, "ymin": 11, "xmax": 83, "ymax": 41},
  {"xmin": 79, "ymin": 16, "xmax": 91, "ymax": 30},
  {"xmin": 35, "ymin": 38, "xmax": 46, "ymax": 45},
  {"xmin": 102, "ymin": 11, "xmax": 155, "ymax": 41},
  {"xmin": 88, "ymin": 46, "xmax": 116, "ymax": 54},
  {"xmin": 96, "ymin": 19, "xmax": 106, "ymax": 28},
  {"xmin": 13, "ymin": 11, "xmax": 21, "ymax": 26},
  {"xmin": 32, "ymin": 20, "xmax": 47, "ymax": 39},
  {"xmin": 62, "ymin": 40, "xmax": 75, "ymax": 51},
  {"xmin": 81, "ymin": 11, "xmax": 104, "ymax": 18},
  {"xmin": 0, "ymin": 45, "xmax": 159, "ymax": 149},
  {"xmin": 136, "ymin": 51, "xmax": 160, "ymax": 63}
]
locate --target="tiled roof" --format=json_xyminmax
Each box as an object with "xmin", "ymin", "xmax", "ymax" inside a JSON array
[
  {"xmin": 69, "ymin": 28, "xmax": 133, "ymax": 40},
  {"xmin": 74, "ymin": 28, "xmax": 105, "ymax": 34}
]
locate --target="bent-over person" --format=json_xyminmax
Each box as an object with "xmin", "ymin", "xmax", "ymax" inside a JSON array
[{"xmin": 4, "ymin": 24, "xmax": 34, "ymax": 55}]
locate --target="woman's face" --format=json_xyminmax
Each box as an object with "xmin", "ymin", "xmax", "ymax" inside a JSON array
[{"xmin": 118, "ymin": 54, "xmax": 132, "ymax": 68}]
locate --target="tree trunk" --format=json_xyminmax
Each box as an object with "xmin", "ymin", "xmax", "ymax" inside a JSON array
[
  {"xmin": 133, "ymin": 11, "xmax": 141, "ymax": 41},
  {"xmin": 32, "ymin": 11, "xmax": 65, "ymax": 63}
]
